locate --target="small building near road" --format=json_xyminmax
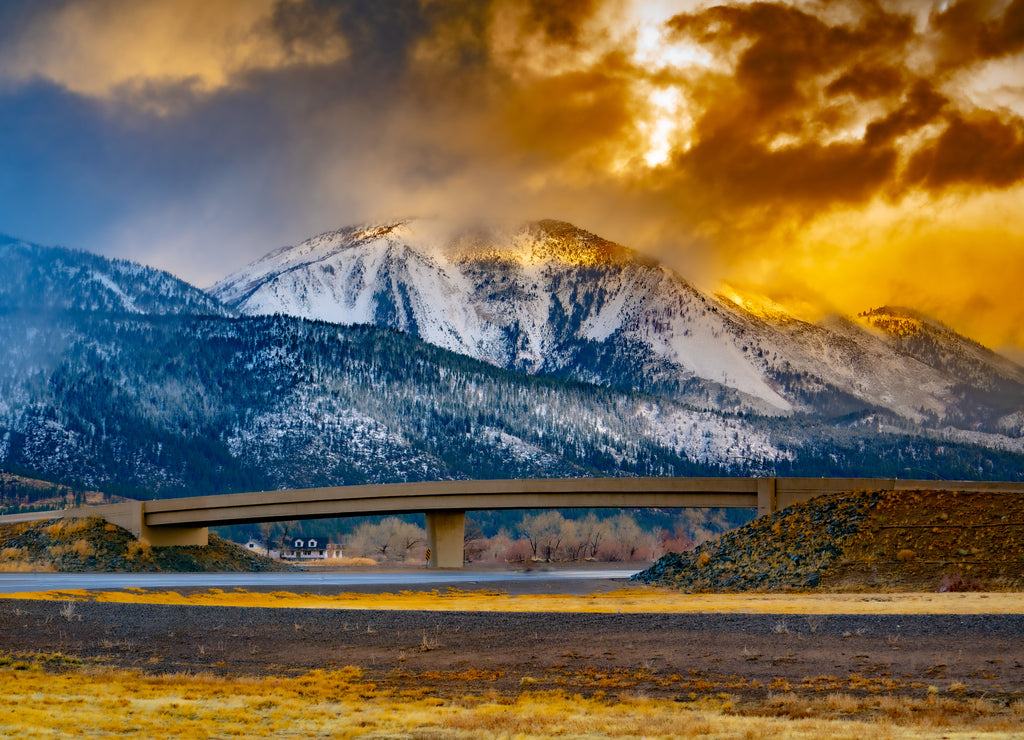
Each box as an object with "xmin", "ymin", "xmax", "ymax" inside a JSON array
[
  {"xmin": 280, "ymin": 537, "xmax": 342, "ymax": 561},
  {"xmin": 244, "ymin": 539, "xmax": 279, "ymax": 558}
]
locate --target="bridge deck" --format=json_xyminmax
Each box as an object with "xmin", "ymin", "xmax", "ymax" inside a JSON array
[{"xmin": 143, "ymin": 477, "xmax": 763, "ymax": 528}]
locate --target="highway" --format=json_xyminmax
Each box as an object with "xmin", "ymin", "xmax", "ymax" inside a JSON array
[{"xmin": 0, "ymin": 568, "xmax": 640, "ymax": 594}]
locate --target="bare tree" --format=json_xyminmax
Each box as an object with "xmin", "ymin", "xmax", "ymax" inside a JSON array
[
  {"xmin": 576, "ymin": 513, "xmax": 608, "ymax": 560},
  {"xmin": 347, "ymin": 517, "xmax": 426, "ymax": 562},
  {"xmin": 519, "ymin": 511, "xmax": 564, "ymax": 561},
  {"xmin": 279, "ymin": 521, "xmax": 294, "ymax": 553},
  {"xmin": 562, "ymin": 518, "xmax": 587, "ymax": 561},
  {"xmin": 562, "ymin": 515, "xmax": 607, "ymax": 561},
  {"xmin": 598, "ymin": 512, "xmax": 657, "ymax": 562},
  {"xmin": 680, "ymin": 508, "xmax": 730, "ymax": 547},
  {"xmin": 258, "ymin": 522, "xmax": 274, "ymax": 555},
  {"xmin": 463, "ymin": 518, "xmax": 485, "ymax": 563}
]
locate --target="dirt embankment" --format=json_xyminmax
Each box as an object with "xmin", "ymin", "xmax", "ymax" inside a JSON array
[
  {"xmin": 634, "ymin": 490, "xmax": 1024, "ymax": 592},
  {"xmin": 0, "ymin": 517, "xmax": 293, "ymax": 572}
]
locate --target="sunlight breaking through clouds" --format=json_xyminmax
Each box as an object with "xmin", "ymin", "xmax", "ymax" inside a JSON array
[{"xmin": 0, "ymin": 0, "xmax": 1022, "ymax": 352}]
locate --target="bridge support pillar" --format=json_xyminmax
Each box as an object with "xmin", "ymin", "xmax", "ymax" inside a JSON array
[
  {"xmin": 757, "ymin": 477, "xmax": 777, "ymax": 518},
  {"xmin": 425, "ymin": 510, "xmax": 465, "ymax": 568}
]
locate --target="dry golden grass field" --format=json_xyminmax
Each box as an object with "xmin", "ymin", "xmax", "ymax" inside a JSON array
[
  {"xmin": 4, "ymin": 584, "xmax": 1024, "ymax": 613},
  {"xmin": 2, "ymin": 586, "xmax": 1023, "ymax": 738}
]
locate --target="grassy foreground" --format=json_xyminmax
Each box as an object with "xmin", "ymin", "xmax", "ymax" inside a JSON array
[
  {"xmin": 2, "ymin": 657, "xmax": 1022, "ymax": 739},
  {"xmin": 4, "ymin": 586, "xmax": 1024, "ymax": 614},
  {"xmin": 3, "ymin": 589, "xmax": 1024, "ymax": 737}
]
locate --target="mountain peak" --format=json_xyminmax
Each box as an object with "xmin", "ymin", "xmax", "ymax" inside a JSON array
[
  {"xmin": 306, "ymin": 219, "xmax": 415, "ymax": 249},
  {"xmin": 446, "ymin": 219, "xmax": 647, "ymax": 269},
  {"xmin": 858, "ymin": 306, "xmax": 929, "ymax": 338},
  {"xmin": 525, "ymin": 219, "xmax": 640, "ymax": 267},
  {"xmin": 859, "ymin": 305, "xmax": 1024, "ymax": 386}
]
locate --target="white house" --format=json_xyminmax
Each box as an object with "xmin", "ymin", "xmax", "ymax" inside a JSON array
[{"xmin": 280, "ymin": 537, "xmax": 342, "ymax": 560}]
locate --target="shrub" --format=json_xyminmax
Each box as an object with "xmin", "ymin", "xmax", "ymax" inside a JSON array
[
  {"xmin": 336, "ymin": 557, "xmax": 377, "ymax": 566},
  {"xmin": 938, "ymin": 571, "xmax": 983, "ymax": 592},
  {"xmin": 45, "ymin": 521, "xmax": 66, "ymax": 537},
  {"xmin": 502, "ymin": 539, "xmax": 533, "ymax": 562},
  {"xmin": 126, "ymin": 539, "xmax": 152, "ymax": 560},
  {"xmin": 64, "ymin": 519, "xmax": 95, "ymax": 536}
]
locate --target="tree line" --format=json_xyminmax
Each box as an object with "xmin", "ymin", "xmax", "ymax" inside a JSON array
[{"xmin": 253, "ymin": 508, "xmax": 740, "ymax": 565}]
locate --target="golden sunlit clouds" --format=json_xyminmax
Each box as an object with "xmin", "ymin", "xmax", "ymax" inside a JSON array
[
  {"xmin": 606, "ymin": 0, "xmax": 1024, "ymax": 353},
  {"xmin": 2, "ymin": 0, "xmax": 1023, "ymax": 353},
  {"xmin": 0, "ymin": 0, "xmax": 348, "ymax": 111}
]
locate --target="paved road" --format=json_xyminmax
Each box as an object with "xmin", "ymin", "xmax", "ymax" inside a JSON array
[{"xmin": 0, "ymin": 568, "xmax": 640, "ymax": 594}]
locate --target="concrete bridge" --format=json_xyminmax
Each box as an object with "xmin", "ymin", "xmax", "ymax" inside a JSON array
[{"xmin": 3, "ymin": 477, "xmax": 1022, "ymax": 567}]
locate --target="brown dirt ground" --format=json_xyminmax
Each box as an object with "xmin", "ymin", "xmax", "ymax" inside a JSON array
[{"xmin": 1, "ymin": 585, "xmax": 1022, "ymax": 710}]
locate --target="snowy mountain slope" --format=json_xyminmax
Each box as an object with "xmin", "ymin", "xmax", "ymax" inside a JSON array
[
  {"xmin": 0, "ymin": 235, "xmax": 230, "ymax": 317},
  {"xmin": 210, "ymin": 220, "xmax": 794, "ymax": 413},
  {"xmin": 2, "ymin": 238, "xmax": 1022, "ymax": 495},
  {"xmin": 449, "ymin": 222, "xmax": 791, "ymax": 411},
  {"xmin": 210, "ymin": 219, "xmax": 1024, "ymax": 432},
  {"xmin": 711, "ymin": 301, "xmax": 956, "ymax": 422},
  {"xmin": 4, "ymin": 307, "xmax": 1021, "ymax": 497},
  {"xmin": 0, "ymin": 310, "xmax": 799, "ymax": 494}
]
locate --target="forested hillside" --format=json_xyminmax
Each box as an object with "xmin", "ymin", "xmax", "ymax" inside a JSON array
[{"xmin": 0, "ymin": 236, "xmax": 229, "ymax": 316}]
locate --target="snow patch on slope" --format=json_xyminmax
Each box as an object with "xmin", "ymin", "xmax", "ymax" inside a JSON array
[{"xmin": 89, "ymin": 271, "xmax": 139, "ymax": 313}]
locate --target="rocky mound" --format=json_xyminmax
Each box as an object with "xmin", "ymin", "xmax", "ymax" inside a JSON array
[
  {"xmin": 633, "ymin": 489, "xmax": 1024, "ymax": 592},
  {"xmin": 0, "ymin": 517, "xmax": 294, "ymax": 573}
]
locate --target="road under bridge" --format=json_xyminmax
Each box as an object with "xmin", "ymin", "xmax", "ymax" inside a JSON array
[{"xmin": 3, "ymin": 477, "xmax": 1022, "ymax": 568}]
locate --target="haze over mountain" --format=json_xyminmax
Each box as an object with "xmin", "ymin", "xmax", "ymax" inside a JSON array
[{"xmin": 210, "ymin": 219, "xmax": 1024, "ymax": 437}]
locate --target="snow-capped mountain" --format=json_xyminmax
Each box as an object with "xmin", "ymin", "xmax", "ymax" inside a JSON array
[
  {"xmin": 210, "ymin": 219, "xmax": 1024, "ymax": 433},
  {"xmin": 210, "ymin": 220, "xmax": 792, "ymax": 413},
  {"xmin": 1, "ymin": 235, "xmax": 230, "ymax": 317},
  {"xmin": 1, "ymin": 232, "xmax": 1022, "ymax": 498}
]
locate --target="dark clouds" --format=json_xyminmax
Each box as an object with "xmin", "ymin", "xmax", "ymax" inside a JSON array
[
  {"xmin": 931, "ymin": 0, "xmax": 1024, "ymax": 68},
  {"xmin": 907, "ymin": 111, "xmax": 1024, "ymax": 188},
  {"xmin": 521, "ymin": 0, "xmax": 600, "ymax": 44},
  {"xmin": 660, "ymin": 0, "xmax": 1024, "ymax": 222}
]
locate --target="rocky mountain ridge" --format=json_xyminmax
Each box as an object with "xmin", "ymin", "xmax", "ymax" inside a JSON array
[{"xmin": 210, "ymin": 219, "xmax": 1024, "ymax": 435}]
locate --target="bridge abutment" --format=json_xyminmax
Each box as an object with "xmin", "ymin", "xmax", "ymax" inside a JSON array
[
  {"xmin": 62, "ymin": 501, "xmax": 209, "ymax": 546},
  {"xmin": 425, "ymin": 510, "xmax": 465, "ymax": 568}
]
